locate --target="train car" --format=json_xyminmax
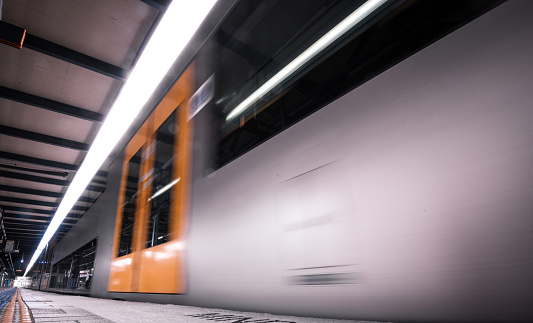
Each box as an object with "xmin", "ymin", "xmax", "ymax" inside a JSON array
[{"xmin": 31, "ymin": 1, "xmax": 533, "ymax": 322}]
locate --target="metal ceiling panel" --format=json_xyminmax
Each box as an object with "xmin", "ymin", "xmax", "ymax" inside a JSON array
[
  {"xmin": 0, "ymin": 45, "xmax": 68, "ymax": 80},
  {"xmin": 0, "ymin": 177, "xmax": 65, "ymax": 194},
  {"xmin": 0, "ymin": 46, "xmax": 121, "ymax": 113},
  {"xmin": 3, "ymin": 221, "xmax": 49, "ymax": 227},
  {"xmin": 0, "ymin": 99, "xmax": 94, "ymax": 142},
  {"xmin": 3, "ymin": 217, "xmax": 49, "ymax": 224},
  {"xmin": 0, "ymin": 196, "xmax": 58, "ymax": 208},
  {"xmin": 0, "ymin": 85, "xmax": 105, "ymax": 122},
  {"xmin": 0, "ymin": 185, "xmax": 62, "ymax": 200},
  {"xmin": 0, "ymin": 201, "xmax": 53, "ymax": 211},
  {"xmin": 0, "ymin": 191, "xmax": 58, "ymax": 203},
  {"xmin": 0, "ymin": 165, "xmax": 68, "ymax": 178},
  {"xmin": 58, "ymin": 63, "xmax": 122, "ymax": 114},
  {"xmin": 0, "ymin": 158, "xmax": 71, "ymax": 173},
  {"xmin": 0, "ymin": 170, "xmax": 69, "ymax": 187},
  {"xmin": 3, "ymin": 0, "xmax": 159, "ymax": 68},
  {"xmin": 1, "ymin": 206, "xmax": 80, "ymax": 219},
  {"xmin": 0, "ymin": 151, "xmax": 78, "ymax": 171},
  {"xmin": 5, "ymin": 230, "xmax": 43, "ymax": 235},
  {"xmin": 1, "ymin": 206, "xmax": 53, "ymax": 214},
  {"xmin": 0, "ymin": 134, "xmax": 82, "ymax": 164},
  {"xmin": 0, "ymin": 125, "xmax": 89, "ymax": 151},
  {"xmin": 24, "ymin": 33, "xmax": 128, "ymax": 81},
  {"xmin": 4, "ymin": 214, "xmax": 76, "ymax": 224}
]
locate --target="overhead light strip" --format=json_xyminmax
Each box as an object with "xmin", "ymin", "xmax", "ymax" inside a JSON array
[
  {"xmin": 23, "ymin": 0, "xmax": 217, "ymax": 277},
  {"xmin": 226, "ymin": 0, "xmax": 387, "ymax": 121}
]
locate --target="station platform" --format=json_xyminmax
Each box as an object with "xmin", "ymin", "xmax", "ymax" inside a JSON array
[{"xmin": 17, "ymin": 288, "xmax": 390, "ymax": 323}]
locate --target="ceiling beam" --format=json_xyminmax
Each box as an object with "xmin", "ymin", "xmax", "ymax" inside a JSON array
[
  {"xmin": 1, "ymin": 205, "xmax": 54, "ymax": 215},
  {"xmin": 5, "ymin": 233, "xmax": 43, "ymax": 239},
  {"xmin": 0, "ymin": 196, "xmax": 94, "ymax": 211},
  {"xmin": 3, "ymin": 216, "xmax": 49, "ymax": 223},
  {"xmin": 3, "ymin": 215, "xmax": 76, "ymax": 224},
  {"xmin": 3, "ymin": 221, "xmax": 46, "ymax": 227},
  {"xmin": 24, "ymin": 33, "xmax": 127, "ymax": 81},
  {"xmin": 9, "ymin": 231, "xmax": 44, "ymax": 236},
  {"xmin": 0, "ymin": 169, "xmax": 69, "ymax": 186},
  {"xmin": 0, "ymin": 151, "xmax": 77, "ymax": 171},
  {"xmin": 0, "ymin": 184, "xmax": 62, "ymax": 199},
  {"xmin": 4, "ymin": 212, "xmax": 78, "ymax": 221},
  {"xmin": 4, "ymin": 228, "xmax": 44, "ymax": 233},
  {"xmin": 0, "ymin": 184, "xmax": 98, "ymax": 203},
  {"xmin": 0, "ymin": 86, "xmax": 105, "ymax": 122},
  {"xmin": 0, "ymin": 196, "xmax": 58, "ymax": 208},
  {"xmin": 0, "ymin": 164, "xmax": 68, "ymax": 177},
  {"xmin": 0, "ymin": 125, "xmax": 90, "ymax": 151},
  {"xmin": 4, "ymin": 223, "xmax": 68, "ymax": 231},
  {"xmin": 1, "ymin": 206, "xmax": 81, "ymax": 218},
  {"xmin": 0, "ymin": 170, "xmax": 104, "ymax": 192},
  {"xmin": 0, "ymin": 151, "xmax": 108, "ymax": 177}
]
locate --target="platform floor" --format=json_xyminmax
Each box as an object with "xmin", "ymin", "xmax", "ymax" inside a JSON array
[{"xmin": 19, "ymin": 288, "xmax": 391, "ymax": 323}]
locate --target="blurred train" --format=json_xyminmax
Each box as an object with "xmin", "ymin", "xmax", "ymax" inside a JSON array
[{"xmin": 29, "ymin": 0, "xmax": 533, "ymax": 322}]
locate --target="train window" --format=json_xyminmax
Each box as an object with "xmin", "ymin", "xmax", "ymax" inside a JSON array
[
  {"xmin": 50, "ymin": 239, "xmax": 97, "ymax": 291},
  {"xmin": 145, "ymin": 111, "xmax": 177, "ymax": 248},
  {"xmin": 117, "ymin": 148, "xmax": 142, "ymax": 257},
  {"xmin": 213, "ymin": 0, "xmax": 360, "ymax": 167},
  {"xmin": 212, "ymin": 0, "xmax": 503, "ymax": 168}
]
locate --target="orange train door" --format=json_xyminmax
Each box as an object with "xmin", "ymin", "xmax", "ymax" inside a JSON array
[{"xmin": 108, "ymin": 65, "xmax": 194, "ymax": 294}]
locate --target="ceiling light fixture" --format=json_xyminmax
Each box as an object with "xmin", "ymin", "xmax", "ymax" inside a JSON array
[
  {"xmin": 226, "ymin": 0, "xmax": 387, "ymax": 121},
  {"xmin": 23, "ymin": 0, "xmax": 217, "ymax": 277}
]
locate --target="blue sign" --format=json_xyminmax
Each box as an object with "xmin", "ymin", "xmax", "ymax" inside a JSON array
[{"xmin": 188, "ymin": 74, "xmax": 214, "ymax": 120}]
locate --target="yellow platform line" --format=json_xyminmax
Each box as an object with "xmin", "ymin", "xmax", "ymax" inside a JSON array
[
  {"xmin": 17, "ymin": 289, "xmax": 33, "ymax": 323},
  {"xmin": 0, "ymin": 289, "xmax": 34, "ymax": 323},
  {"xmin": 1, "ymin": 290, "xmax": 17, "ymax": 323}
]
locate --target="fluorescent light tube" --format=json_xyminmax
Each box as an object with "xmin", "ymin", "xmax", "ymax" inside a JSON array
[
  {"xmin": 23, "ymin": 0, "xmax": 217, "ymax": 277},
  {"xmin": 226, "ymin": 0, "xmax": 387, "ymax": 121}
]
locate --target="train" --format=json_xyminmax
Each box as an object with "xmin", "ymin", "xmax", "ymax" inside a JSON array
[{"xmin": 28, "ymin": 1, "xmax": 533, "ymax": 322}]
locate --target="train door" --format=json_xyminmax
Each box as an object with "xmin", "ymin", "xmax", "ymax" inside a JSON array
[{"xmin": 108, "ymin": 65, "xmax": 194, "ymax": 294}]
